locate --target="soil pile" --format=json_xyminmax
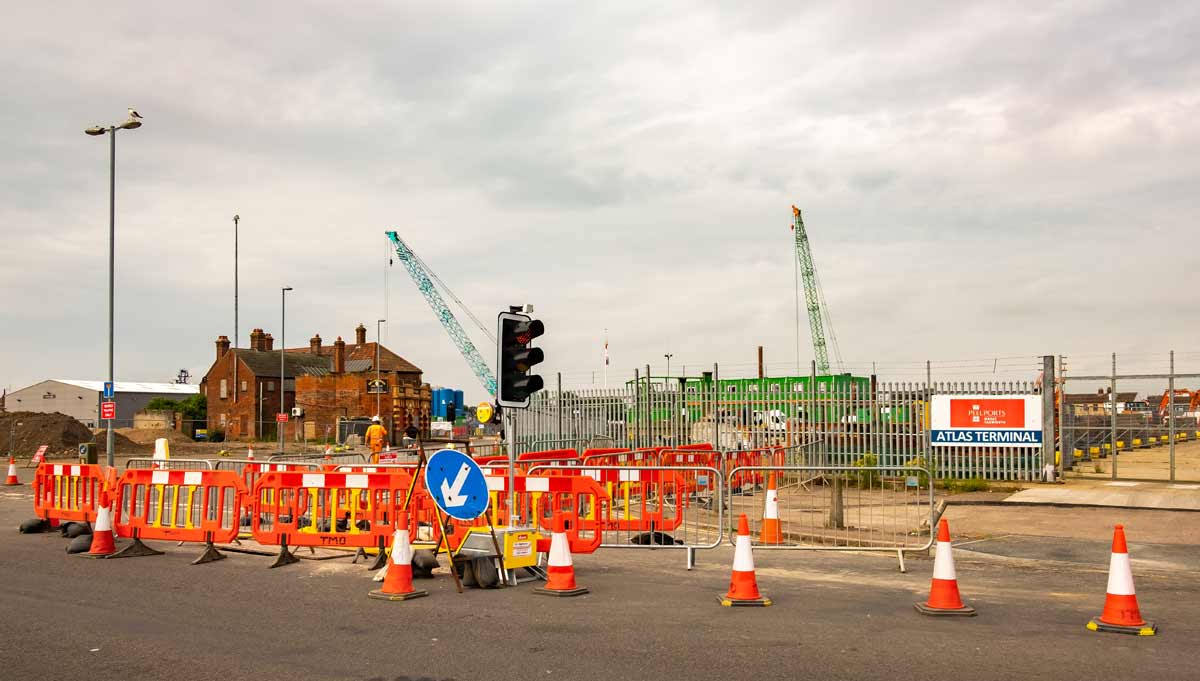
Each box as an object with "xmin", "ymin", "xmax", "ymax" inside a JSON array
[
  {"xmin": 0, "ymin": 411, "xmax": 96, "ymax": 458},
  {"xmin": 115, "ymin": 427, "xmax": 194, "ymax": 446}
]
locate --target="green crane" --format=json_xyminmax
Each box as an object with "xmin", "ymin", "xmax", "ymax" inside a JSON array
[{"xmin": 791, "ymin": 205, "xmax": 840, "ymax": 375}]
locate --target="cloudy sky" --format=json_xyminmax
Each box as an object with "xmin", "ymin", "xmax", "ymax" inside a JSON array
[{"xmin": 2, "ymin": 1, "xmax": 1198, "ymax": 403}]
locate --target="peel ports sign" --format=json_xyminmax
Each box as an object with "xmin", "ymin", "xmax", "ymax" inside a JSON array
[{"xmin": 930, "ymin": 395, "xmax": 1042, "ymax": 447}]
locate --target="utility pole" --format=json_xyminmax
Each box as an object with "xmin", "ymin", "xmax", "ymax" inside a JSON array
[
  {"xmin": 280, "ymin": 287, "xmax": 293, "ymax": 452},
  {"xmin": 233, "ymin": 214, "xmax": 239, "ymax": 409}
]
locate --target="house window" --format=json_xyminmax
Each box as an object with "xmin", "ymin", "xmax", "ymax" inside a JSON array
[
  {"xmin": 219, "ymin": 379, "xmax": 228, "ymax": 399},
  {"xmin": 219, "ymin": 413, "xmax": 227, "ymax": 426},
  {"xmin": 267, "ymin": 382, "xmax": 275, "ymax": 392},
  {"xmin": 241, "ymin": 381, "xmax": 248, "ymax": 392}
]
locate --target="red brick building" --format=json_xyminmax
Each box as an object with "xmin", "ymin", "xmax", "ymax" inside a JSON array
[{"xmin": 201, "ymin": 324, "xmax": 431, "ymax": 444}]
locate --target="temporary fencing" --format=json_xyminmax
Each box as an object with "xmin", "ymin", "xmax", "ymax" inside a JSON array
[
  {"xmin": 268, "ymin": 452, "xmax": 367, "ymax": 467},
  {"xmin": 33, "ymin": 463, "xmax": 110, "ymax": 524},
  {"xmin": 110, "ymin": 468, "xmax": 246, "ymax": 563},
  {"xmin": 723, "ymin": 465, "xmax": 934, "ymax": 571},
  {"xmin": 125, "ymin": 458, "xmax": 213, "ymax": 470},
  {"xmin": 477, "ymin": 471, "xmax": 607, "ymax": 555}
]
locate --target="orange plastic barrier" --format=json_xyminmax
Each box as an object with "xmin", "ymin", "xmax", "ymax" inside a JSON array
[
  {"xmin": 471, "ymin": 472, "xmax": 607, "ymax": 554},
  {"xmin": 32, "ymin": 463, "xmax": 109, "ymax": 524},
  {"xmin": 112, "ymin": 469, "xmax": 246, "ymax": 545},
  {"xmin": 515, "ymin": 449, "xmax": 582, "ymax": 473}
]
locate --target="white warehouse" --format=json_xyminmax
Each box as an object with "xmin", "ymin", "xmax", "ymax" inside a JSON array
[{"xmin": 4, "ymin": 380, "xmax": 199, "ymax": 428}]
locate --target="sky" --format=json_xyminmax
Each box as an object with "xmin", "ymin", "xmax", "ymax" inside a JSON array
[{"xmin": 2, "ymin": 1, "xmax": 1199, "ymax": 404}]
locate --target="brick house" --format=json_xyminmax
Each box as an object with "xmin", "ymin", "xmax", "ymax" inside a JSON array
[{"xmin": 201, "ymin": 324, "xmax": 431, "ymax": 444}]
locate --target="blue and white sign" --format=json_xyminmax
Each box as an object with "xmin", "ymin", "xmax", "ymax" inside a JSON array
[
  {"xmin": 424, "ymin": 448, "xmax": 489, "ymax": 521},
  {"xmin": 930, "ymin": 394, "xmax": 1043, "ymax": 448},
  {"xmin": 103, "ymin": 381, "xmax": 115, "ymax": 399}
]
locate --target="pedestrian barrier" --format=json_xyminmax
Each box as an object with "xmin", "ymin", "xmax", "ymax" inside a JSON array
[
  {"xmin": 250, "ymin": 470, "xmax": 416, "ymax": 568},
  {"xmin": 110, "ymin": 468, "xmax": 246, "ymax": 563},
  {"xmin": 126, "ymin": 457, "xmax": 214, "ymax": 470},
  {"xmin": 33, "ymin": 463, "xmax": 110, "ymax": 524},
  {"xmin": 515, "ymin": 449, "xmax": 582, "ymax": 473},
  {"xmin": 475, "ymin": 471, "xmax": 607, "ymax": 555},
  {"xmin": 723, "ymin": 465, "xmax": 934, "ymax": 572},
  {"xmin": 268, "ymin": 452, "xmax": 368, "ymax": 468}
]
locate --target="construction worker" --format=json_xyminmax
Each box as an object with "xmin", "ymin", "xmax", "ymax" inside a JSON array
[{"xmin": 365, "ymin": 415, "xmax": 388, "ymax": 464}]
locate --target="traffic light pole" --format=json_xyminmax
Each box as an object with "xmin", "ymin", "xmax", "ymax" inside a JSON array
[{"xmin": 505, "ymin": 409, "xmax": 517, "ymax": 526}]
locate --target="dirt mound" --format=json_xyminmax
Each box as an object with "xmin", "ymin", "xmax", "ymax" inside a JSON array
[
  {"xmin": 115, "ymin": 427, "xmax": 194, "ymax": 446},
  {"xmin": 0, "ymin": 411, "xmax": 96, "ymax": 459},
  {"xmin": 92, "ymin": 429, "xmax": 154, "ymax": 455}
]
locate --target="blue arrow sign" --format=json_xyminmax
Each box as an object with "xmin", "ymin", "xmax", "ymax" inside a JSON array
[
  {"xmin": 103, "ymin": 381, "xmax": 114, "ymax": 399},
  {"xmin": 424, "ymin": 448, "xmax": 489, "ymax": 521}
]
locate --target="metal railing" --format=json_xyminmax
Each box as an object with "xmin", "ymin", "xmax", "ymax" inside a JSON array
[{"xmin": 125, "ymin": 458, "xmax": 213, "ymax": 470}]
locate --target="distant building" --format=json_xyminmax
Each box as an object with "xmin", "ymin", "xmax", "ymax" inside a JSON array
[
  {"xmin": 5, "ymin": 380, "xmax": 199, "ymax": 428},
  {"xmin": 201, "ymin": 324, "xmax": 431, "ymax": 443}
]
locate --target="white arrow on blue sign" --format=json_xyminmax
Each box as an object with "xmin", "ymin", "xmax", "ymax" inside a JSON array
[
  {"xmin": 424, "ymin": 449, "xmax": 490, "ymax": 521},
  {"xmin": 103, "ymin": 381, "xmax": 114, "ymax": 399}
]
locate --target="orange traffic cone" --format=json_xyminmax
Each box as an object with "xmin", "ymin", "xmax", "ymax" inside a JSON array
[
  {"xmin": 759, "ymin": 472, "xmax": 782, "ymax": 544},
  {"xmin": 915, "ymin": 519, "xmax": 975, "ymax": 616},
  {"xmin": 84, "ymin": 491, "xmax": 117, "ymax": 558},
  {"xmin": 533, "ymin": 512, "xmax": 588, "ymax": 597},
  {"xmin": 4, "ymin": 456, "xmax": 20, "ymax": 486},
  {"xmin": 246, "ymin": 447, "xmax": 255, "ymax": 461},
  {"xmin": 1088, "ymin": 525, "xmax": 1156, "ymax": 635},
  {"xmin": 721, "ymin": 514, "xmax": 771, "ymax": 606},
  {"xmin": 369, "ymin": 512, "xmax": 428, "ymax": 601}
]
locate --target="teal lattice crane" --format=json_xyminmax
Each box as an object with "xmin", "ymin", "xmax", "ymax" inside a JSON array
[
  {"xmin": 385, "ymin": 231, "xmax": 497, "ymax": 396},
  {"xmin": 791, "ymin": 205, "xmax": 841, "ymax": 375}
]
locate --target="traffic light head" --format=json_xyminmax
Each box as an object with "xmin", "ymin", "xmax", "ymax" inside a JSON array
[{"xmin": 497, "ymin": 312, "xmax": 545, "ymax": 407}]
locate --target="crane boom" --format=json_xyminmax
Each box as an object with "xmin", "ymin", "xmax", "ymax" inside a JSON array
[
  {"xmin": 792, "ymin": 206, "xmax": 830, "ymax": 375},
  {"xmin": 385, "ymin": 231, "xmax": 497, "ymax": 396}
]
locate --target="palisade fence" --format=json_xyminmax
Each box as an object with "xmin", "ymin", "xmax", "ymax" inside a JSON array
[{"xmin": 511, "ymin": 375, "xmax": 1044, "ymax": 481}]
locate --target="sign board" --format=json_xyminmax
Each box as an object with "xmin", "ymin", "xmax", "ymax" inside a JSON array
[
  {"xmin": 424, "ymin": 448, "xmax": 489, "ymax": 521},
  {"xmin": 930, "ymin": 395, "xmax": 1042, "ymax": 447},
  {"xmin": 100, "ymin": 401, "xmax": 116, "ymax": 420},
  {"xmin": 366, "ymin": 379, "xmax": 389, "ymax": 395},
  {"xmin": 276, "ymin": 413, "xmax": 289, "ymax": 423},
  {"xmin": 476, "ymin": 402, "xmax": 493, "ymax": 424},
  {"xmin": 103, "ymin": 381, "xmax": 114, "ymax": 399},
  {"xmin": 30, "ymin": 445, "xmax": 48, "ymax": 465},
  {"xmin": 195, "ymin": 428, "xmax": 208, "ymax": 441}
]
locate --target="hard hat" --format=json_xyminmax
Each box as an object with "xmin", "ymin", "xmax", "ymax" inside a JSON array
[{"xmin": 372, "ymin": 415, "xmax": 381, "ymax": 423}]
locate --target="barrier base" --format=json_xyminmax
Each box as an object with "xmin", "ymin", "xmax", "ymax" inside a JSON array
[
  {"xmin": 191, "ymin": 542, "xmax": 226, "ymax": 566},
  {"xmin": 719, "ymin": 594, "xmax": 772, "ymax": 607},
  {"xmin": 107, "ymin": 538, "xmax": 165, "ymax": 559},
  {"xmin": 269, "ymin": 546, "xmax": 300, "ymax": 569},
  {"xmin": 1087, "ymin": 618, "xmax": 1157, "ymax": 636},
  {"xmin": 915, "ymin": 602, "xmax": 976, "ymax": 617},
  {"xmin": 367, "ymin": 549, "xmax": 388, "ymax": 571},
  {"xmin": 533, "ymin": 586, "xmax": 589, "ymax": 597},
  {"xmin": 368, "ymin": 588, "xmax": 429, "ymax": 601}
]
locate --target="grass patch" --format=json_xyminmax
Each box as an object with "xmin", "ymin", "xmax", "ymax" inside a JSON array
[{"xmin": 940, "ymin": 478, "xmax": 991, "ymax": 494}]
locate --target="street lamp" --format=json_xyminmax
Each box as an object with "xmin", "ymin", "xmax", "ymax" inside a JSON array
[
  {"xmin": 376, "ymin": 319, "xmax": 386, "ymax": 422},
  {"xmin": 280, "ymin": 286, "xmax": 293, "ymax": 453},
  {"xmin": 84, "ymin": 111, "xmax": 143, "ymax": 468},
  {"xmin": 233, "ymin": 215, "xmax": 240, "ymax": 408},
  {"xmin": 664, "ymin": 353, "xmax": 673, "ymax": 377}
]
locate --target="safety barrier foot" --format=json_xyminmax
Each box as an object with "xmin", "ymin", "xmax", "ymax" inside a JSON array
[
  {"xmin": 719, "ymin": 595, "xmax": 772, "ymax": 607},
  {"xmin": 1087, "ymin": 618, "xmax": 1157, "ymax": 636},
  {"xmin": 191, "ymin": 542, "xmax": 227, "ymax": 566},
  {"xmin": 269, "ymin": 545, "xmax": 300, "ymax": 569},
  {"xmin": 352, "ymin": 547, "xmax": 368, "ymax": 564},
  {"xmin": 107, "ymin": 538, "xmax": 165, "ymax": 559},
  {"xmin": 367, "ymin": 550, "xmax": 388, "ymax": 571},
  {"xmin": 914, "ymin": 602, "xmax": 976, "ymax": 617}
]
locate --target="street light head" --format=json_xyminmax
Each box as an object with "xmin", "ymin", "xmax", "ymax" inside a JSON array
[
  {"xmin": 118, "ymin": 119, "xmax": 142, "ymax": 130},
  {"xmin": 282, "ymin": 286, "xmax": 293, "ymax": 292},
  {"xmin": 84, "ymin": 126, "xmax": 106, "ymax": 136},
  {"xmin": 233, "ymin": 214, "xmax": 239, "ymax": 222},
  {"xmin": 378, "ymin": 319, "xmax": 386, "ymax": 323}
]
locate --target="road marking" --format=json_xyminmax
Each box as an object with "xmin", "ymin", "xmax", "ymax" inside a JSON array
[{"xmin": 1105, "ymin": 482, "xmax": 1140, "ymax": 487}]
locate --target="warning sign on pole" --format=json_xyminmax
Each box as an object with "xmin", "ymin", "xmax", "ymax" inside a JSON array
[
  {"xmin": 100, "ymin": 402, "xmax": 116, "ymax": 420},
  {"xmin": 276, "ymin": 413, "xmax": 289, "ymax": 423}
]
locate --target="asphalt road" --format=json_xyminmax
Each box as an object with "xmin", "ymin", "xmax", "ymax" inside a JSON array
[{"xmin": 3, "ymin": 479, "xmax": 1198, "ymax": 681}]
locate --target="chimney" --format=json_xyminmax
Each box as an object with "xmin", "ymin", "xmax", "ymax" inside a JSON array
[
  {"xmin": 333, "ymin": 336, "xmax": 346, "ymax": 374},
  {"xmin": 310, "ymin": 334, "xmax": 322, "ymax": 355},
  {"xmin": 250, "ymin": 328, "xmax": 265, "ymax": 351},
  {"xmin": 216, "ymin": 335, "xmax": 231, "ymax": 361},
  {"xmin": 263, "ymin": 333, "xmax": 275, "ymax": 352},
  {"xmin": 355, "ymin": 323, "xmax": 367, "ymax": 346}
]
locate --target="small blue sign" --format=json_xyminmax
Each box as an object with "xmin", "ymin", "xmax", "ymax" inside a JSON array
[
  {"xmin": 424, "ymin": 448, "xmax": 489, "ymax": 521},
  {"xmin": 103, "ymin": 381, "xmax": 114, "ymax": 399}
]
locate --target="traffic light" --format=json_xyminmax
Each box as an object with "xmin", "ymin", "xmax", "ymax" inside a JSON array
[{"xmin": 497, "ymin": 311, "xmax": 545, "ymax": 408}]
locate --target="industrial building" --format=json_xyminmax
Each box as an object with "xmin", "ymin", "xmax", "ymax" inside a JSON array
[{"xmin": 4, "ymin": 380, "xmax": 199, "ymax": 428}]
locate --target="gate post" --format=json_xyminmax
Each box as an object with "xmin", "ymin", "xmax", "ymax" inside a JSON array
[{"xmin": 1042, "ymin": 355, "xmax": 1056, "ymax": 481}]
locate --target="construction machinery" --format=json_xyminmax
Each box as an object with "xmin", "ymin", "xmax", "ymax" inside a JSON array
[
  {"xmin": 791, "ymin": 206, "xmax": 842, "ymax": 375},
  {"xmin": 385, "ymin": 231, "xmax": 497, "ymax": 397}
]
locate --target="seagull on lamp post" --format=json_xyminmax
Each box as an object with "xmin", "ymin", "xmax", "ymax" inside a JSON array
[{"xmin": 128, "ymin": 107, "xmax": 143, "ymax": 119}]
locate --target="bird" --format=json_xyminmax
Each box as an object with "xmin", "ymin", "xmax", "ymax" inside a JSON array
[{"xmin": 128, "ymin": 107, "xmax": 143, "ymax": 119}]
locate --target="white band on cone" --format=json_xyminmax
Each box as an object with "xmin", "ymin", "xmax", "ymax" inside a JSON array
[
  {"xmin": 1106, "ymin": 552, "xmax": 1135, "ymax": 596},
  {"xmin": 391, "ymin": 529, "xmax": 413, "ymax": 564},
  {"xmin": 94, "ymin": 505, "xmax": 112, "ymax": 532},
  {"xmin": 732, "ymin": 534, "xmax": 755, "ymax": 571},
  {"xmin": 764, "ymin": 490, "xmax": 779, "ymax": 519},
  {"xmin": 547, "ymin": 531, "xmax": 572, "ymax": 567},
  {"xmin": 932, "ymin": 540, "xmax": 956, "ymax": 580}
]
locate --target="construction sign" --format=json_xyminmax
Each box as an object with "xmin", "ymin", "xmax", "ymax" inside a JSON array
[{"xmin": 930, "ymin": 395, "xmax": 1042, "ymax": 447}]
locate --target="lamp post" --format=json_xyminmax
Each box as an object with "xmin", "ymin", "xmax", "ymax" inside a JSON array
[
  {"xmin": 233, "ymin": 215, "xmax": 239, "ymax": 408},
  {"xmin": 280, "ymin": 286, "xmax": 293, "ymax": 452},
  {"xmin": 664, "ymin": 353, "xmax": 673, "ymax": 377},
  {"xmin": 376, "ymin": 319, "xmax": 386, "ymax": 421},
  {"xmin": 85, "ymin": 111, "xmax": 142, "ymax": 468}
]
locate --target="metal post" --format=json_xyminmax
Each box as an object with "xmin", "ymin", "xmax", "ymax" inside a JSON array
[
  {"xmin": 713, "ymin": 363, "xmax": 720, "ymax": 451},
  {"xmin": 1111, "ymin": 353, "xmax": 1118, "ymax": 480},
  {"xmin": 505, "ymin": 409, "xmax": 516, "ymax": 525},
  {"xmin": 1041, "ymin": 355, "xmax": 1055, "ymax": 480},
  {"xmin": 665, "ymin": 353, "xmax": 673, "ymax": 377},
  {"xmin": 1169, "ymin": 350, "xmax": 1176, "ymax": 482},
  {"xmin": 633, "ymin": 368, "xmax": 640, "ymax": 449},
  {"xmin": 376, "ymin": 319, "xmax": 385, "ymax": 420},
  {"xmin": 556, "ymin": 372, "xmax": 563, "ymax": 445},
  {"xmin": 106, "ymin": 128, "xmax": 116, "ymax": 468},
  {"xmin": 1058, "ymin": 355, "xmax": 1068, "ymax": 473},
  {"xmin": 233, "ymin": 215, "xmax": 239, "ymax": 410},
  {"xmin": 280, "ymin": 287, "xmax": 292, "ymax": 453}
]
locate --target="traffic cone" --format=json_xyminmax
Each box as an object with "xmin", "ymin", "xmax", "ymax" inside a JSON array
[
  {"xmin": 369, "ymin": 512, "xmax": 428, "ymax": 601},
  {"xmin": 759, "ymin": 472, "xmax": 782, "ymax": 544},
  {"xmin": 533, "ymin": 512, "xmax": 588, "ymax": 597},
  {"xmin": 246, "ymin": 447, "xmax": 255, "ymax": 461},
  {"xmin": 153, "ymin": 438, "xmax": 170, "ymax": 460},
  {"xmin": 721, "ymin": 514, "xmax": 771, "ymax": 606},
  {"xmin": 915, "ymin": 519, "xmax": 976, "ymax": 616},
  {"xmin": 4, "ymin": 456, "xmax": 20, "ymax": 486},
  {"xmin": 83, "ymin": 491, "xmax": 117, "ymax": 558},
  {"xmin": 1088, "ymin": 525, "xmax": 1156, "ymax": 635}
]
